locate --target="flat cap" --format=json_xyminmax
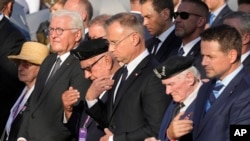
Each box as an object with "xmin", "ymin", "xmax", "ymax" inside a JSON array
[
  {"xmin": 153, "ymin": 56, "xmax": 195, "ymax": 79},
  {"xmin": 71, "ymin": 38, "xmax": 109, "ymax": 60}
]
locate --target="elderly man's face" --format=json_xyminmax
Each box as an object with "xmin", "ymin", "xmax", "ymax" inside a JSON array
[
  {"xmin": 161, "ymin": 72, "xmax": 191, "ymax": 102},
  {"xmin": 49, "ymin": 15, "xmax": 82, "ymax": 55},
  {"xmin": 80, "ymin": 54, "xmax": 111, "ymax": 80},
  {"xmin": 17, "ymin": 60, "xmax": 40, "ymax": 85}
]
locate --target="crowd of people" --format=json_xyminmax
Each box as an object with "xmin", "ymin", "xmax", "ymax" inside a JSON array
[{"xmin": 1, "ymin": 0, "xmax": 250, "ymax": 141}]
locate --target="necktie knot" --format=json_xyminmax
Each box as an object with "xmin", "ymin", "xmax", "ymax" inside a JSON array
[
  {"xmin": 172, "ymin": 102, "xmax": 185, "ymax": 119},
  {"xmin": 209, "ymin": 13, "xmax": 215, "ymax": 25},
  {"xmin": 152, "ymin": 37, "xmax": 161, "ymax": 55},
  {"xmin": 178, "ymin": 47, "xmax": 184, "ymax": 56}
]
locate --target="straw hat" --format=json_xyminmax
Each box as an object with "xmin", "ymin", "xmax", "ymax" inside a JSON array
[{"xmin": 8, "ymin": 42, "xmax": 50, "ymax": 65}]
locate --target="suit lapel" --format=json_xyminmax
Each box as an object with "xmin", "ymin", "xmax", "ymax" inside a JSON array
[
  {"xmin": 186, "ymin": 41, "xmax": 200, "ymax": 57},
  {"xmin": 33, "ymin": 55, "xmax": 74, "ymax": 111},
  {"xmin": 110, "ymin": 55, "xmax": 151, "ymax": 117},
  {"xmin": 196, "ymin": 69, "xmax": 246, "ymax": 136}
]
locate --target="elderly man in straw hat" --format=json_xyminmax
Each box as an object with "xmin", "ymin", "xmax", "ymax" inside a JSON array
[{"xmin": 1, "ymin": 42, "xmax": 49, "ymax": 141}]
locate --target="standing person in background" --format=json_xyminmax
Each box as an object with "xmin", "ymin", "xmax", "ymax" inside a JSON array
[
  {"xmin": 17, "ymin": 9, "xmax": 90, "ymax": 141},
  {"xmin": 62, "ymin": 38, "xmax": 121, "ymax": 141},
  {"xmin": 237, "ymin": 0, "xmax": 250, "ymax": 13},
  {"xmin": 193, "ymin": 24, "xmax": 250, "ymax": 141},
  {"xmin": 140, "ymin": 0, "xmax": 182, "ymax": 63},
  {"xmin": 88, "ymin": 14, "xmax": 111, "ymax": 39},
  {"xmin": 85, "ymin": 13, "xmax": 171, "ymax": 141},
  {"xmin": 0, "ymin": 0, "xmax": 26, "ymax": 135},
  {"xmin": 1, "ymin": 42, "xmax": 49, "ymax": 141},
  {"xmin": 172, "ymin": 0, "xmax": 209, "ymax": 78},
  {"xmin": 204, "ymin": 0, "xmax": 233, "ymax": 28},
  {"xmin": 223, "ymin": 12, "xmax": 250, "ymax": 73},
  {"xmin": 64, "ymin": 0, "xmax": 93, "ymax": 41}
]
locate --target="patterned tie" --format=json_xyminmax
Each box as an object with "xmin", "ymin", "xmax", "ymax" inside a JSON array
[
  {"xmin": 178, "ymin": 47, "xmax": 184, "ymax": 56},
  {"xmin": 152, "ymin": 37, "xmax": 161, "ymax": 55},
  {"xmin": 172, "ymin": 102, "xmax": 185, "ymax": 119},
  {"xmin": 209, "ymin": 13, "xmax": 215, "ymax": 26},
  {"xmin": 206, "ymin": 81, "xmax": 224, "ymax": 111}
]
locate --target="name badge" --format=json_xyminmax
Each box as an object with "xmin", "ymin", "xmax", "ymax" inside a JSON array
[{"xmin": 79, "ymin": 127, "xmax": 87, "ymax": 141}]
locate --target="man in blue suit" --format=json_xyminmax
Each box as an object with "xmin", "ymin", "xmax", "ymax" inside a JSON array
[
  {"xmin": 145, "ymin": 56, "xmax": 202, "ymax": 141},
  {"xmin": 193, "ymin": 24, "xmax": 250, "ymax": 141}
]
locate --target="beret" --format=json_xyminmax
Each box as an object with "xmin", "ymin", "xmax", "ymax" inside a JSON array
[
  {"xmin": 153, "ymin": 56, "xmax": 195, "ymax": 79},
  {"xmin": 71, "ymin": 38, "xmax": 109, "ymax": 60}
]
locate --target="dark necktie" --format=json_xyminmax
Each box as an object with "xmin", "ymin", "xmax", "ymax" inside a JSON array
[
  {"xmin": 206, "ymin": 81, "xmax": 224, "ymax": 111},
  {"xmin": 152, "ymin": 37, "xmax": 161, "ymax": 55},
  {"xmin": 114, "ymin": 66, "xmax": 128, "ymax": 102},
  {"xmin": 178, "ymin": 47, "xmax": 184, "ymax": 56},
  {"xmin": 172, "ymin": 102, "xmax": 185, "ymax": 119}
]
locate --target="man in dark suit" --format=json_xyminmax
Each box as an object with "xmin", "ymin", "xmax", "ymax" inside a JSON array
[
  {"xmin": 204, "ymin": 0, "xmax": 233, "ymax": 27},
  {"xmin": 62, "ymin": 38, "xmax": 121, "ymax": 141},
  {"xmin": 0, "ymin": 1, "xmax": 26, "ymax": 134},
  {"xmin": 223, "ymin": 11, "xmax": 250, "ymax": 73},
  {"xmin": 85, "ymin": 13, "xmax": 171, "ymax": 141},
  {"xmin": 172, "ymin": 0, "xmax": 209, "ymax": 78},
  {"xmin": 140, "ymin": 0, "xmax": 182, "ymax": 63},
  {"xmin": 193, "ymin": 25, "xmax": 250, "ymax": 141},
  {"xmin": 145, "ymin": 56, "xmax": 202, "ymax": 141},
  {"xmin": 16, "ymin": 10, "xmax": 90, "ymax": 141},
  {"xmin": 1, "ymin": 42, "xmax": 49, "ymax": 141}
]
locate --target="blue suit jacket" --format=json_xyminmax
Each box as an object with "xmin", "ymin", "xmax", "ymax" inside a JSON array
[
  {"xmin": 193, "ymin": 68, "xmax": 250, "ymax": 141},
  {"xmin": 211, "ymin": 5, "xmax": 233, "ymax": 27},
  {"xmin": 158, "ymin": 101, "xmax": 195, "ymax": 141}
]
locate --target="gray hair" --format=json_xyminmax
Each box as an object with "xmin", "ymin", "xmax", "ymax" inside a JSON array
[
  {"xmin": 51, "ymin": 9, "xmax": 84, "ymax": 38},
  {"xmin": 180, "ymin": 66, "xmax": 201, "ymax": 80}
]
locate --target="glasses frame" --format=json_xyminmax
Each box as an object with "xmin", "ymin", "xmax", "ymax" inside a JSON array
[
  {"xmin": 109, "ymin": 32, "xmax": 136, "ymax": 46},
  {"xmin": 81, "ymin": 55, "xmax": 105, "ymax": 72},
  {"xmin": 174, "ymin": 11, "xmax": 202, "ymax": 20},
  {"xmin": 48, "ymin": 27, "xmax": 78, "ymax": 35}
]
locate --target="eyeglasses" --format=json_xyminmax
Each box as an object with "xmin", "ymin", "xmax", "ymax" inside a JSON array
[
  {"xmin": 174, "ymin": 12, "xmax": 202, "ymax": 20},
  {"xmin": 48, "ymin": 27, "xmax": 78, "ymax": 35},
  {"xmin": 109, "ymin": 32, "xmax": 136, "ymax": 46},
  {"xmin": 81, "ymin": 55, "xmax": 105, "ymax": 72}
]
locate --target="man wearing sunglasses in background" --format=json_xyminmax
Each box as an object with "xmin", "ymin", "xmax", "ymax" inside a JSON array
[
  {"xmin": 62, "ymin": 38, "xmax": 121, "ymax": 141},
  {"xmin": 172, "ymin": 0, "xmax": 209, "ymax": 79},
  {"xmin": 140, "ymin": 0, "xmax": 182, "ymax": 63}
]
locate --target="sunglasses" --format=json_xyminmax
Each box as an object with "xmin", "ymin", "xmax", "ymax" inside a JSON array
[{"xmin": 174, "ymin": 12, "xmax": 202, "ymax": 20}]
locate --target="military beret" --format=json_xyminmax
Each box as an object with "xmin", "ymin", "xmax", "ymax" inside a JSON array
[
  {"xmin": 71, "ymin": 38, "xmax": 109, "ymax": 60},
  {"xmin": 153, "ymin": 56, "xmax": 195, "ymax": 79}
]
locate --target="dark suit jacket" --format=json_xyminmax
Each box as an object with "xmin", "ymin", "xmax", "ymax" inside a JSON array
[
  {"xmin": 243, "ymin": 54, "xmax": 250, "ymax": 73},
  {"xmin": 158, "ymin": 101, "xmax": 195, "ymax": 141},
  {"xmin": 66, "ymin": 94, "xmax": 108, "ymax": 141},
  {"xmin": 211, "ymin": 5, "xmax": 233, "ymax": 27},
  {"xmin": 193, "ymin": 68, "xmax": 250, "ymax": 141},
  {"xmin": 86, "ymin": 54, "xmax": 171, "ymax": 141},
  {"xmin": 17, "ymin": 53, "xmax": 91, "ymax": 141},
  {"xmin": 0, "ymin": 16, "xmax": 26, "ymax": 134},
  {"xmin": 146, "ymin": 31, "xmax": 182, "ymax": 63}
]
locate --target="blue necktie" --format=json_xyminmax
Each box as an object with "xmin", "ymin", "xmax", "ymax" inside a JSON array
[
  {"xmin": 209, "ymin": 13, "xmax": 215, "ymax": 26},
  {"xmin": 206, "ymin": 81, "xmax": 224, "ymax": 111},
  {"xmin": 178, "ymin": 47, "xmax": 184, "ymax": 56}
]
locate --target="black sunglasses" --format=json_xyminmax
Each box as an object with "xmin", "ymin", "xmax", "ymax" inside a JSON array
[{"xmin": 174, "ymin": 12, "xmax": 202, "ymax": 20}]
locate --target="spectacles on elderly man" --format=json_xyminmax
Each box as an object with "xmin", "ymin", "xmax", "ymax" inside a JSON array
[
  {"xmin": 48, "ymin": 27, "xmax": 78, "ymax": 35},
  {"xmin": 81, "ymin": 55, "xmax": 105, "ymax": 72}
]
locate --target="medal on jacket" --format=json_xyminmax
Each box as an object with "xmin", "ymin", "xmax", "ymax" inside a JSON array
[{"xmin": 79, "ymin": 116, "xmax": 90, "ymax": 141}]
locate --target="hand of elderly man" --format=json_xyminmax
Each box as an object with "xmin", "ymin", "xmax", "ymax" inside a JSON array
[
  {"xmin": 166, "ymin": 112, "xmax": 193, "ymax": 140},
  {"xmin": 85, "ymin": 75, "xmax": 114, "ymax": 101},
  {"xmin": 62, "ymin": 86, "xmax": 80, "ymax": 119}
]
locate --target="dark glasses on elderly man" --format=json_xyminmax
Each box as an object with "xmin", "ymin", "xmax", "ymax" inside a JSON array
[{"xmin": 174, "ymin": 12, "xmax": 202, "ymax": 20}]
